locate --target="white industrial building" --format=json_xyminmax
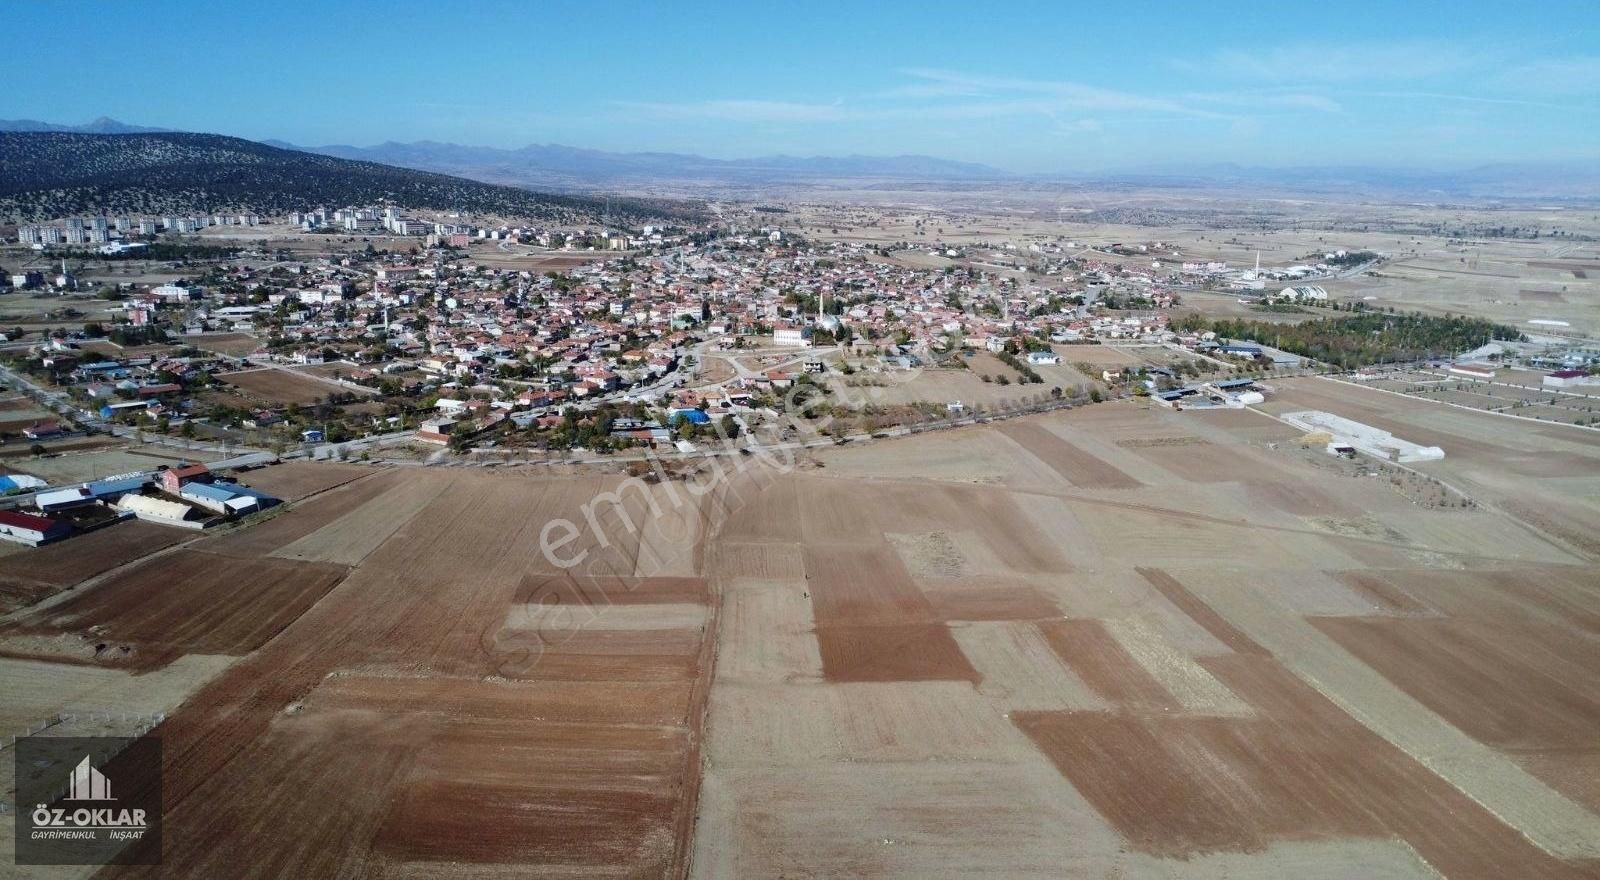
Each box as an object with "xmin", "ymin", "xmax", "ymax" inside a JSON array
[
  {"xmin": 118, "ymin": 494, "xmax": 204, "ymax": 528},
  {"xmin": 1279, "ymin": 285, "xmax": 1328, "ymax": 302},
  {"xmin": 1281, "ymin": 410, "xmax": 1444, "ymax": 462}
]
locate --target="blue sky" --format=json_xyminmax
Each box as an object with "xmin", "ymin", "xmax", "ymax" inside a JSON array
[{"xmin": 7, "ymin": 1, "xmax": 1597, "ymax": 172}]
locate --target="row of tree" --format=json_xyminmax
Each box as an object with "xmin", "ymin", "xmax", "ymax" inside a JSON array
[{"xmin": 1174, "ymin": 312, "xmax": 1524, "ymax": 369}]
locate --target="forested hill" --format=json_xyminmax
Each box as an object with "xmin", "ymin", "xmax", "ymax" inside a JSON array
[{"xmin": 0, "ymin": 131, "xmax": 704, "ymax": 224}]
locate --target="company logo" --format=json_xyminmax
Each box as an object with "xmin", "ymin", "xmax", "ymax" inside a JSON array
[
  {"xmin": 13, "ymin": 736, "xmax": 162, "ymax": 865},
  {"xmin": 33, "ymin": 754, "xmax": 144, "ymax": 837},
  {"xmin": 68, "ymin": 755, "xmax": 115, "ymax": 801}
]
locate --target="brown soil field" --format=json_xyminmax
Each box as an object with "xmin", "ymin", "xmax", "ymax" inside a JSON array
[
  {"xmin": 803, "ymin": 542, "xmax": 936, "ymax": 625},
  {"xmin": 228, "ymin": 460, "xmax": 370, "ymax": 502},
  {"xmin": 997, "ymin": 421, "xmax": 1143, "ymax": 488},
  {"xmin": 0, "ymin": 521, "xmax": 186, "ymax": 614},
  {"xmin": 193, "ymin": 468, "xmax": 400, "ymax": 558},
  {"xmin": 815, "ymin": 622, "xmax": 979, "ymax": 683},
  {"xmin": 1017, "ymin": 651, "xmax": 1599, "ymax": 879},
  {"xmin": 188, "ymin": 333, "xmax": 264, "ymax": 357},
  {"xmin": 216, "ymin": 367, "xmax": 341, "ymax": 405},
  {"xmin": 0, "ymin": 396, "xmax": 46, "ymax": 414},
  {"xmin": 80, "ymin": 469, "xmax": 713, "ymax": 879},
  {"xmin": 0, "ymin": 380, "xmax": 1586, "ymax": 877},
  {"xmin": 3, "ymin": 549, "xmax": 348, "ymax": 670},
  {"xmin": 694, "ymin": 355, "xmax": 737, "ymax": 386},
  {"xmin": 1039, "ymin": 618, "xmax": 1180, "ymax": 711}
]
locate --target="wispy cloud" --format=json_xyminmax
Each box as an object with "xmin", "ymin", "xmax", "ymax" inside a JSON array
[
  {"xmin": 1361, "ymin": 90, "xmax": 1567, "ymax": 109},
  {"xmin": 1494, "ymin": 56, "xmax": 1600, "ymax": 96},
  {"xmin": 896, "ymin": 68, "xmax": 1215, "ymax": 116},
  {"xmin": 1193, "ymin": 41, "xmax": 1484, "ymax": 83},
  {"xmin": 615, "ymin": 70, "xmax": 1255, "ymax": 132},
  {"xmin": 1183, "ymin": 91, "xmax": 1343, "ymax": 113}
]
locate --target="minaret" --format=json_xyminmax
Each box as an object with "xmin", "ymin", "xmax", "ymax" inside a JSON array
[{"xmin": 1254, "ymin": 252, "xmax": 1260, "ymax": 274}]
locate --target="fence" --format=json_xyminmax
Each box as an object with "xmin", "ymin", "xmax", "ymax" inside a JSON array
[{"xmin": 0, "ymin": 711, "xmax": 167, "ymax": 751}]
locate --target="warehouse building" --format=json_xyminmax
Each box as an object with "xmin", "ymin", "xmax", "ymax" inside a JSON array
[
  {"xmin": 117, "ymin": 494, "xmax": 204, "ymax": 528},
  {"xmin": 0, "ymin": 510, "xmax": 70, "ymax": 546}
]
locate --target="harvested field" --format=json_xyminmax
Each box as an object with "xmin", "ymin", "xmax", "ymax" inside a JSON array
[
  {"xmin": 706, "ymin": 681, "xmax": 1027, "ymax": 767},
  {"xmin": 921, "ymin": 576, "xmax": 1061, "ymax": 621},
  {"xmin": 230, "ymin": 460, "xmax": 369, "ymax": 501},
  {"xmin": 998, "ymin": 421, "xmax": 1142, "ymax": 488},
  {"xmin": 815, "ymin": 622, "xmax": 979, "ymax": 683},
  {"xmin": 952, "ymin": 621, "xmax": 1104, "ymax": 710},
  {"xmin": 67, "ymin": 468, "xmax": 716, "ymax": 879},
  {"xmin": 1058, "ymin": 344, "xmax": 1146, "ymax": 365},
  {"xmin": 0, "ymin": 521, "xmax": 186, "ymax": 615},
  {"xmin": 187, "ymin": 333, "xmax": 263, "ymax": 356},
  {"xmin": 803, "ymin": 542, "xmax": 934, "ymax": 625},
  {"xmin": 1, "ymin": 373, "xmax": 1593, "ymax": 878},
  {"xmin": 1040, "ymin": 618, "xmax": 1180, "ymax": 711},
  {"xmin": 216, "ymin": 367, "xmax": 342, "ymax": 405},
  {"xmin": 268, "ymin": 473, "xmax": 447, "ymax": 565},
  {"xmin": 715, "ymin": 579, "xmax": 822, "ymax": 684},
  {"xmin": 1016, "ymin": 649, "xmax": 1600, "ymax": 878},
  {"xmin": 194, "ymin": 468, "xmax": 403, "ymax": 558},
  {"xmin": 3, "ymin": 549, "xmax": 348, "ymax": 669}
]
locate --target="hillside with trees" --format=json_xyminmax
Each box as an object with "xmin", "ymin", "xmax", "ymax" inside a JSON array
[{"xmin": 0, "ymin": 132, "xmax": 704, "ymax": 224}]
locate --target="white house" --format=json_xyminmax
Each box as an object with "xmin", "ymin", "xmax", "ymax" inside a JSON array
[
  {"xmin": 772, "ymin": 325, "xmax": 812, "ymax": 348},
  {"xmin": 1026, "ymin": 351, "xmax": 1061, "ymax": 365}
]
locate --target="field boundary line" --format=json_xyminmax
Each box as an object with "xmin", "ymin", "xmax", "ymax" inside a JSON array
[{"xmin": 1319, "ymin": 376, "xmax": 1599, "ymax": 434}]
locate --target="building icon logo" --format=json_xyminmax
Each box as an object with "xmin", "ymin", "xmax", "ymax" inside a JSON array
[
  {"xmin": 14, "ymin": 735, "xmax": 163, "ymax": 865},
  {"xmin": 67, "ymin": 755, "xmax": 114, "ymax": 801}
]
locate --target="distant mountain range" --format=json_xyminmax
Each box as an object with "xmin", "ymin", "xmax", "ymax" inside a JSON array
[
  {"xmin": 261, "ymin": 139, "xmax": 1012, "ymax": 187},
  {"xmin": 3, "ymin": 117, "xmax": 1596, "ymax": 200},
  {"xmin": 0, "ymin": 131, "xmax": 702, "ymax": 224},
  {"xmin": 259, "ymin": 139, "xmax": 1600, "ymax": 200},
  {"xmin": 1081, "ymin": 161, "xmax": 1600, "ymax": 200},
  {"xmin": 0, "ymin": 116, "xmax": 172, "ymax": 135}
]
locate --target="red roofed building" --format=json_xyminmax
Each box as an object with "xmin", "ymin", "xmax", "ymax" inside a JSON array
[
  {"xmin": 1544, "ymin": 369, "xmax": 1596, "ymax": 389},
  {"xmin": 0, "ymin": 510, "xmax": 70, "ymax": 546},
  {"xmin": 160, "ymin": 463, "xmax": 211, "ymax": 493}
]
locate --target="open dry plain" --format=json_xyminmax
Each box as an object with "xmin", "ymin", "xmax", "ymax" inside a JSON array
[{"xmin": 0, "ymin": 376, "xmax": 1597, "ymax": 878}]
